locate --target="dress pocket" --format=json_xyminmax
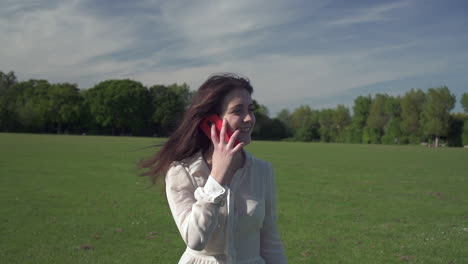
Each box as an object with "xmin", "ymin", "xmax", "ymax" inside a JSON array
[{"xmin": 237, "ymin": 198, "xmax": 265, "ymax": 232}]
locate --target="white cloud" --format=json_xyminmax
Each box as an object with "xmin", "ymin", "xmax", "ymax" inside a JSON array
[
  {"xmin": 0, "ymin": 0, "xmax": 136, "ymax": 84},
  {"xmin": 133, "ymin": 42, "xmax": 450, "ymax": 114},
  {"xmin": 1, "ymin": 0, "xmax": 466, "ymax": 114},
  {"xmin": 326, "ymin": 1, "xmax": 412, "ymax": 26}
]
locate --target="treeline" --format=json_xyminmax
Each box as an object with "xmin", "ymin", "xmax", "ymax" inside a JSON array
[
  {"xmin": 270, "ymin": 90, "xmax": 468, "ymax": 147},
  {"xmin": 1, "ymin": 71, "xmax": 468, "ymax": 147},
  {"xmin": 0, "ymin": 71, "xmax": 191, "ymax": 137}
]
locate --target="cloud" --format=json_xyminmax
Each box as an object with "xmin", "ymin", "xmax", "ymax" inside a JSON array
[
  {"xmin": 326, "ymin": 1, "xmax": 412, "ymax": 26},
  {"xmin": 133, "ymin": 41, "xmax": 451, "ymax": 113},
  {"xmin": 0, "ymin": 0, "xmax": 137, "ymax": 84},
  {"xmin": 1, "ymin": 0, "xmax": 467, "ymax": 114}
]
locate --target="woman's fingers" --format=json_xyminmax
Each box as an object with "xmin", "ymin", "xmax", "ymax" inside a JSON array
[
  {"xmin": 232, "ymin": 141, "xmax": 245, "ymax": 153},
  {"xmin": 220, "ymin": 118, "xmax": 227, "ymax": 144},
  {"xmin": 227, "ymin": 129, "xmax": 240, "ymax": 149},
  {"xmin": 210, "ymin": 123, "xmax": 219, "ymax": 144}
]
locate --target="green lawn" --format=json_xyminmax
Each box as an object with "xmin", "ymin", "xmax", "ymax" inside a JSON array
[{"xmin": 0, "ymin": 133, "xmax": 467, "ymax": 263}]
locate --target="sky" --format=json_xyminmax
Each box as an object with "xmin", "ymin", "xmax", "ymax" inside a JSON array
[{"xmin": 1, "ymin": 0, "xmax": 467, "ymax": 115}]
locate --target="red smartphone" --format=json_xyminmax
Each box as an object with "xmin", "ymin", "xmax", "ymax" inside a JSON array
[{"xmin": 200, "ymin": 114, "xmax": 240, "ymax": 145}]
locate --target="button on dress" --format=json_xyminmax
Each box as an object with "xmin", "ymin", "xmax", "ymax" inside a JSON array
[{"xmin": 165, "ymin": 151, "xmax": 287, "ymax": 264}]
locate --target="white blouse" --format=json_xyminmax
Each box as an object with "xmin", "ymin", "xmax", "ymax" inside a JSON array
[{"xmin": 165, "ymin": 151, "xmax": 287, "ymax": 264}]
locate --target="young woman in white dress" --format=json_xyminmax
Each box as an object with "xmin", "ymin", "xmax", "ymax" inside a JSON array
[{"xmin": 142, "ymin": 73, "xmax": 287, "ymax": 264}]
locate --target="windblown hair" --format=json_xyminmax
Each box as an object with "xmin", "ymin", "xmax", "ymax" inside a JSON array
[{"xmin": 140, "ymin": 73, "xmax": 254, "ymax": 184}]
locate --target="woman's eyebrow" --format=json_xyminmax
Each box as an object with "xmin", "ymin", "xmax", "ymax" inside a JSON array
[{"xmin": 230, "ymin": 104, "xmax": 244, "ymax": 110}]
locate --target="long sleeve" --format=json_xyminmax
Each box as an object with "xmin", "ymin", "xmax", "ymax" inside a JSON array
[
  {"xmin": 165, "ymin": 163, "xmax": 226, "ymax": 251},
  {"xmin": 260, "ymin": 164, "xmax": 287, "ymax": 263}
]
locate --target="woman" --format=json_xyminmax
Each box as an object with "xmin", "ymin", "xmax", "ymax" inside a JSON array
[{"xmin": 141, "ymin": 73, "xmax": 287, "ymax": 264}]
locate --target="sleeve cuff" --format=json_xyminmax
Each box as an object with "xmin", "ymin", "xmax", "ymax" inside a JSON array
[
  {"xmin": 205, "ymin": 176, "xmax": 226, "ymax": 196},
  {"xmin": 194, "ymin": 176, "xmax": 227, "ymax": 205}
]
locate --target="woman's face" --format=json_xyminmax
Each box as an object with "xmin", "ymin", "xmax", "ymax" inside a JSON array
[{"xmin": 219, "ymin": 88, "xmax": 256, "ymax": 145}]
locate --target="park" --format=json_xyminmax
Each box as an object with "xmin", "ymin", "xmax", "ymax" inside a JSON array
[{"xmin": 1, "ymin": 133, "xmax": 466, "ymax": 263}]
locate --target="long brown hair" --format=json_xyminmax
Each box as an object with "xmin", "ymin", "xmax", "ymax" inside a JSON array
[{"xmin": 140, "ymin": 73, "xmax": 254, "ymax": 184}]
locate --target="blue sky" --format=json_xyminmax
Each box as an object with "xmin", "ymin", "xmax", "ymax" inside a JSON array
[{"xmin": 1, "ymin": 0, "xmax": 467, "ymax": 115}]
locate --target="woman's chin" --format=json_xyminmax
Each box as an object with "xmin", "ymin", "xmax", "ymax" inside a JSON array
[{"xmin": 238, "ymin": 134, "xmax": 252, "ymax": 145}]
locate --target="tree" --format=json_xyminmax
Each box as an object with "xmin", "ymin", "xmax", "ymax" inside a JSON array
[
  {"xmin": 400, "ymin": 89, "xmax": 426, "ymax": 143},
  {"xmin": 463, "ymin": 119, "xmax": 468, "ymax": 146},
  {"xmin": 290, "ymin": 105, "xmax": 319, "ymax": 141},
  {"xmin": 254, "ymin": 118, "xmax": 289, "ymax": 140},
  {"xmin": 0, "ymin": 71, "xmax": 19, "ymax": 131},
  {"xmin": 0, "ymin": 71, "xmax": 17, "ymax": 88},
  {"xmin": 47, "ymin": 83, "xmax": 82, "ymax": 133},
  {"xmin": 15, "ymin": 79, "xmax": 52, "ymax": 132},
  {"xmin": 85, "ymin": 79, "xmax": 149, "ymax": 135},
  {"xmin": 149, "ymin": 83, "xmax": 191, "ymax": 136},
  {"xmin": 447, "ymin": 113, "xmax": 467, "ymax": 147},
  {"xmin": 276, "ymin": 108, "xmax": 293, "ymax": 137},
  {"xmin": 252, "ymin": 100, "xmax": 272, "ymax": 139},
  {"xmin": 366, "ymin": 94, "xmax": 389, "ymax": 143},
  {"xmin": 421, "ymin": 86, "xmax": 456, "ymax": 147},
  {"xmin": 318, "ymin": 108, "xmax": 335, "ymax": 142},
  {"xmin": 295, "ymin": 113, "xmax": 320, "ymax": 142},
  {"xmin": 382, "ymin": 96, "xmax": 402, "ymax": 144},
  {"xmin": 461, "ymin": 93, "xmax": 468, "ymax": 146},
  {"xmin": 333, "ymin": 105, "xmax": 352, "ymax": 142},
  {"xmin": 351, "ymin": 95, "xmax": 372, "ymax": 143},
  {"xmin": 461, "ymin": 93, "xmax": 468, "ymax": 113}
]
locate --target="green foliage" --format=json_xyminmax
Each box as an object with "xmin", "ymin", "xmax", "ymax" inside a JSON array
[
  {"xmin": 362, "ymin": 127, "xmax": 381, "ymax": 144},
  {"xmin": 294, "ymin": 117, "xmax": 320, "ymax": 141},
  {"xmin": 421, "ymin": 86, "xmax": 456, "ymax": 143},
  {"xmin": 289, "ymin": 105, "xmax": 320, "ymax": 141},
  {"xmin": 352, "ymin": 95, "xmax": 372, "ymax": 131},
  {"xmin": 0, "ymin": 71, "xmax": 19, "ymax": 131},
  {"xmin": 461, "ymin": 93, "xmax": 468, "ymax": 113},
  {"xmin": 290, "ymin": 105, "xmax": 312, "ymax": 135},
  {"xmin": 253, "ymin": 103, "xmax": 290, "ymax": 140},
  {"xmin": 333, "ymin": 105, "xmax": 352, "ymax": 142},
  {"xmin": 382, "ymin": 117, "xmax": 402, "ymax": 144},
  {"xmin": 384, "ymin": 95, "xmax": 401, "ymax": 118},
  {"xmin": 149, "ymin": 83, "xmax": 191, "ymax": 136},
  {"xmin": 15, "ymin": 79, "xmax": 52, "ymax": 131},
  {"xmin": 1, "ymin": 70, "xmax": 466, "ymax": 147},
  {"xmin": 362, "ymin": 94, "xmax": 392, "ymax": 144},
  {"xmin": 276, "ymin": 108, "xmax": 293, "ymax": 137},
  {"xmin": 400, "ymin": 89, "xmax": 425, "ymax": 138},
  {"xmin": 254, "ymin": 101, "xmax": 269, "ymax": 117},
  {"xmin": 367, "ymin": 94, "xmax": 390, "ymax": 135},
  {"xmin": 85, "ymin": 80, "xmax": 149, "ymax": 135},
  {"xmin": 447, "ymin": 113, "xmax": 468, "ymax": 147},
  {"xmin": 350, "ymin": 95, "xmax": 372, "ymax": 143},
  {"xmin": 254, "ymin": 118, "xmax": 289, "ymax": 140},
  {"xmin": 47, "ymin": 83, "xmax": 82, "ymax": 133},
  {"xmin": 318, "ymin": 108, "xmax": 335, "ymax": 142},
  {"xmin": 463, "ymin": 120, "xmax": 468, "ymax": 146},
  {"xmin": 349, "ymin": 128, "xmax": 364, "ymax": 143}
]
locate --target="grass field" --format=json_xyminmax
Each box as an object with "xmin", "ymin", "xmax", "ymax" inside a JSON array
[{"xmin": 0, "ymin": 133, "xmax": 467, "ymax": 264}]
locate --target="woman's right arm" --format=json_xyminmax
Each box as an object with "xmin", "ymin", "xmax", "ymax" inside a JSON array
[
  {"xmin": 166, "ymin": 119, "xmax": 243, "ymax": 251},
  {"xmin": 165, "ymin": 164, "xmax": 226, "ymax": 251}
]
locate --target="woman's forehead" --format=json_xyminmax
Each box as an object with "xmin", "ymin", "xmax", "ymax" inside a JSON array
[{"xmin": 223, "ymin": 89, "xmax": 252, "ymax": 106}]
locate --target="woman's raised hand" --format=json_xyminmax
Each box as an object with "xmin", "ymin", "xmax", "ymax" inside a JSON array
[{"xmin": 210, "ymin": 119, "xmax": 244, "ymax": 185}]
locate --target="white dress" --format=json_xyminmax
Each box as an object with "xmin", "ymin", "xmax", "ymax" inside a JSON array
[{"xmin": 165, "ymin": 151, "xmax": 287, "ymax": 264}]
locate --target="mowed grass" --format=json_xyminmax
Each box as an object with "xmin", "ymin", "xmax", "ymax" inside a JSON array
[{"xmin": 0, "ymin": 133, "xmax": 467, "ymax": 264}]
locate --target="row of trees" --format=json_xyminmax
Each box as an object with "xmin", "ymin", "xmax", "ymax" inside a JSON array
[
  {"xmin": 256, "ymin": 88, "xmax": 468, "ymax": 147},
  {"xmin": 0, "ymin": 71, "xmax": 191, "ymax": 136},
  {"xmin": 1, "ymin": 71, "xmax": 467, "ymax": 147}
]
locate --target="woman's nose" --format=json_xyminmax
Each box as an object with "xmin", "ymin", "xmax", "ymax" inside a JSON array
[{"xmin": 243, "ymin": 112, "xmax": 254, "ymax": 123}]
